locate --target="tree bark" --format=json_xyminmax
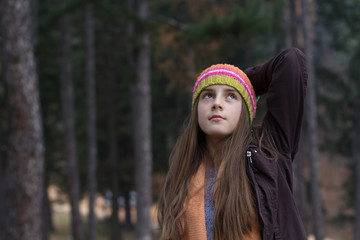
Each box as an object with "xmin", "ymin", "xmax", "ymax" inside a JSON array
[
  {"xmin": 131, "ymin": 0, "xmax": 153, "ymax": 239},
  {"xmin": 290, "ymin": 0, "xmax": 307, "ymax": 230},
  {"xmin": 59, "ymin": 1, "xmax": 85, "ymax": 239},
  {"xmin": 106, "ymin": 46, "xmax": 121, "ymax": 240},
  {"xmin": 125, "ymin": 192, "xmax": 133, "ymax": 230},
  {"xmin": 99, "ymin": 8, "xmax": 123, "ymax": 238},
  {"xmin": 126, "ymin": 0, "xmax": 135, "ymax": 69},
  {"xmin": 289, "ymin": 0, "xmax": 298, "ymax": 47},
  {"xmin": 85, "ymin": 3, "xmax": 97, "ymax": 240},
  {"xmin": 0, "ymin": 120, "xmax": 4, "ymax": 240},
  {"xmin": 284, "ymin": 0, "xmax": 296, "ymax": 48},
  {"xmin": 354, "ymin": 98, "xmax": 360, "ymax": 240},
  {"xmin": 1, "ymin": 0, "xmax": 45, "ymax": 239},
  {"xmin": 31, "ymin": 0, "xmax": 38, "ymax": 44},
  {"xmin": 301, "ymin": 0, "xmax": 325, "ymax": 239}
]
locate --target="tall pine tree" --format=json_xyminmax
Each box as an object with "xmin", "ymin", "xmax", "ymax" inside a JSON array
[{"xmin": 1, "ymin": 0, "xmax": 45, "ymax": 239}]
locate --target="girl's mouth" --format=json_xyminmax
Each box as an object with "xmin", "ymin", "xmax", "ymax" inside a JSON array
[{"xmin": 210, "ymin": 115, "xmax": 225, "ymax": 120}]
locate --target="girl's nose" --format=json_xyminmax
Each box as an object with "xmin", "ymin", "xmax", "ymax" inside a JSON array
[{"xmin": 212, "ymin": 97, "xmax": 223, "ymax": 110}]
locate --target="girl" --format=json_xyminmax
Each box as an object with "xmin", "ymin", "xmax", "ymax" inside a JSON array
[{"xmin": 158, "ymin": 48, "xmax": 308, "ymax": 240}]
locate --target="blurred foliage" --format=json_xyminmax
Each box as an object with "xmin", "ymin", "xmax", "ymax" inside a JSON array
[
  {"xmin": 317, "ymin": 0, "xmax": 360, "ymax": 214},
  {"xmin": 317, "ymin": 0, "xmax": 360, "ymax": 156}
]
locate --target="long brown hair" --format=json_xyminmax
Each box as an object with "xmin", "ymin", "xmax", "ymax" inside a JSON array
[
  {"xmin": 158, "ymin": 98, "xmax": 277, "ymax": 239},
  {"xmin": 157, "ymin": 99, "xmax": 204, "ymax": 239}
]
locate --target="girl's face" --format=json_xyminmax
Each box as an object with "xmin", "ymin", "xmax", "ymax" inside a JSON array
[{"xmin": 197, "ymin": 85, "xmax": 243, "ymax": 142}]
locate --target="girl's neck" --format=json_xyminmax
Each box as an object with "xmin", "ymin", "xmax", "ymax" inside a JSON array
[{"xmin": 205, "ymin": 137, "xmax": 225, "ymax": 169}]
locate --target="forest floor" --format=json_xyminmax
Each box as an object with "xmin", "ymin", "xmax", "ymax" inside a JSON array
[
  {"xmin": 299, "ymin": 151, "xmax": 354, "ymax": 240},
  {"xmin": 49, "ymin": 208, "xmax": 350, "ymax": 240},
  {"xmin": 49, "ymin": 211, "xmax": 161, "ymax": 240}
]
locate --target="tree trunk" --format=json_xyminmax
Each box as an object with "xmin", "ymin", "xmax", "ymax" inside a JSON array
[
  {"xmin": 284, "ymin": 0, "xmax": 291, "ymax": 48},
  {"xmin": 132, "ymin": 0, "xmax": 153, "ymax": 239},
  {"xmin": 0, "ymin": 125, "xmax": 4, "ymax": 240},
  {"xmin": 131, "ymin": 58, "xmax": 153, "ymax": 240},
  {"xmin": 291, "ymin": 0, "xmax": 307, "ymax": 230},
  {"xmin": 354, "ymin": 98, "xmax": 360, "ymax": 240},
  {"xmin": 125, "ymin": 192, "xmax": 133, "ymax": 230},
  {"xmin": 301, "ymin": 0, "xmax": 325, "ymax": 239},
  {"xmin": 85, "ymin": 3, "xmax": 97, "ymax": 240},
  {"xmin": 285, "ymin": 0, "xmax": 298, "ymax": 48},
  {"xmin": 59, "ymin": 1, "xmax": 85, "ymax": 239},
  {"xmin": 126, "ymin": 0, "xmax": 135, "ymax": 69},
  {"xmin": 99, "ymin": 8, "xmax": 122, "ymax": 238},
  {"xmin": 1, "ymin": 0, "xmax": 45, "ymax": 239},
  {"xmin": 106, "ymin": 48, "xmax": 121, "ymax": 240},
  {"xmin": 31, "ymin": 0, "xmax": 38, "ymax": 44},
  {"xmin": 290, "ymin": 0, "xmax": 299, "ymax": 47}
]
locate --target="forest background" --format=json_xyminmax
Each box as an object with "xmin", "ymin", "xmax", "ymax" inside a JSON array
[{"xmin": 0, "ymin": 0, "xmax": 359, "ymax": 240}]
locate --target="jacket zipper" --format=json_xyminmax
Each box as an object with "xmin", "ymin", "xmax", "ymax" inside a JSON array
[{"xmin": 247, "ymin": 150, "xmax": 265, "ymax": 238}]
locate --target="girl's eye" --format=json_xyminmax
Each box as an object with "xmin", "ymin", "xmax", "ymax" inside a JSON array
[
  {"xmin": 227, "ymin": 94, "xmax": 236, "ymax": 100},
  {"xmin": 203, "ymin": 93, "xmax": 213, "ymax": 99}
]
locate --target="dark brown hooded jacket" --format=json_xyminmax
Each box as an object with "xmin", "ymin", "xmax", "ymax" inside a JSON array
[{"xmin": 245, "ymin": 48, "xmax": 308, "ymax": 240}]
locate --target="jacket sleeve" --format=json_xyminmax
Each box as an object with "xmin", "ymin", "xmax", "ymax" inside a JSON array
[{"xmin": 244, "ymin": 48, "xmax": 308, "ymax": 159}]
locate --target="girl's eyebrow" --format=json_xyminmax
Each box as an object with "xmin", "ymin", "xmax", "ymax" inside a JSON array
[
  {"xmin": 202, "ymin": 86, "xmax": 238, "ymax": 93},
  {"xmin": 201, "ymin": 88, "xmax": 215, "ymax": 93},
  {"xmin": 224, "ymin": 88, "xmax": 239, "ymax": 94},
  {"xmin": 224, "ymin": 88, "xmax": 237, "ymax": 92}
]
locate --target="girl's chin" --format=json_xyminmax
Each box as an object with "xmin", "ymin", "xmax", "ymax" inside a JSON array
[{"xmin": 205, "ymin": 132, "xmax": 231, "ymax": 141}]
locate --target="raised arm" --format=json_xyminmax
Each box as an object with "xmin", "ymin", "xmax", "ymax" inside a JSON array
[{"xmin": 244, "ymin": 48, "xmax": 308, "ymax": 159}]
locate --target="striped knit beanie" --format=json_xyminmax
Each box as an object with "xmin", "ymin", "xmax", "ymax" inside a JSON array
[{"xmin": 192, "ymin": 64, "xmax": 257, "ymax": 124}]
